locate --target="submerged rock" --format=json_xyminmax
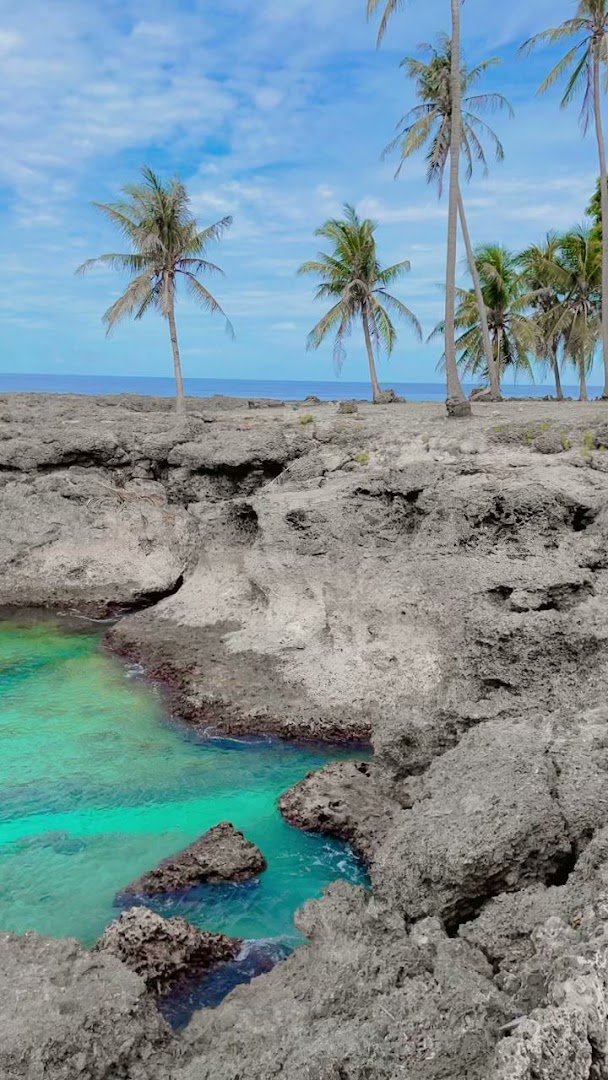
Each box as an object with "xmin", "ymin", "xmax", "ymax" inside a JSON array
[
  {"xmin": 117, "ymin": 822, "xmax": 267, "ymax": 899},
  {"xmin": 95, "ymin": 907, "xmax": 241, "ymax": 992}
]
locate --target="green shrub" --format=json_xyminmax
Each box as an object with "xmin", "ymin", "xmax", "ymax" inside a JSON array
[
  {"xmin": 355, "ymin": 451, "xmax": 370, "ymax": 466},
  {"xmin": 583, "ymin": 430, "xmax": 597, "ymax": 450},
  {"xmin": 299, "ymin": 414, "xmax": 315, "ymax": 426}
]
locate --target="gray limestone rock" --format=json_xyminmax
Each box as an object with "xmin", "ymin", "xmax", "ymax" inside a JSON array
[
  {"xmin": 5, "ymin": 396, "xmax": 608, "ymax": 1077},
  {"xmin": 0, "ymin": 931, "xmax": 173, "ymax": 1080},
  {"xmin": 534, "ymin": 429, "xmax": 567, "ymax": 454},
  {"xmin": 95, "ymin": 907, "xmax": 241, "ymax": 991},
  {"xmin": 279, "ymin": 760, "xmax": 393, "ymax": 861},
  {"xmin": 373, "ymin": 720, "xmax": 573, "ymax": 928}
]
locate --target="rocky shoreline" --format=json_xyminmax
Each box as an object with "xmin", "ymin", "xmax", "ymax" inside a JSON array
[{"xmin": 4, "ymin": 392, "xmax": 608, "ymax": 1078}]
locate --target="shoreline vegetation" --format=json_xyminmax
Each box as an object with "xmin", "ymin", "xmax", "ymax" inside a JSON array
[{"xmin": 71, "ymin": 2, "xmax": 608, "ymax": 414}]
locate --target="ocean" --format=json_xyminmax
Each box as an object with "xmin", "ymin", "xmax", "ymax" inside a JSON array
[{"xmin": 0, "ymin": 372, "xmax": 595, "ymax": 401}]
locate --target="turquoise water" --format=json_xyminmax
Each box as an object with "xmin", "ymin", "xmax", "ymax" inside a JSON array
[{"xmin": 0, "ymin": 615, "xmax": 366, "ymax": 964}]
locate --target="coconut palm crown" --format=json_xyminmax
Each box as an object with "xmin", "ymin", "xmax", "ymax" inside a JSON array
[
  {"xmin": 521, "ymin": 1, "xmax": 608, "ymax": 395},
  {"xmin": 385, "ymin": 34, "xmax": 512, "ymax": 399},
  {"xmin": 519, "ymin": 233, "xmax": 566, "ymax": 399},
  {"xmin": 78, "ymin": 166, "xmax": 233, "ymax": 409},
  {"xmin": 386, "ymin": 36, "xmax": 512, "ymax": 194},
  {"xmin": 367, "ymin": 0, "xmax": 472, "ymax": 414},
  {"xmin": 431, "ymin": 245, "xmax": 538, "ymax": 383},
  {"xmin": 298, "ymin": 204, "xmax": 422, "ymax": 402},
  {"xmin": 535, "ymin": 226, "xmax": 602, "ymax": 401}
]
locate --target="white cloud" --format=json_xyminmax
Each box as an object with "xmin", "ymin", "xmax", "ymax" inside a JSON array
[
  {"xmin": 358, "ymin": 197, "xmax": 447, "ymax": 224},
  {"xmin": 0, "ymin": 0, "xmax": 600, "ymax": 384},
  {"xmin": 254, "ymin": 87, "xmax": 283, "ymax": 110}
]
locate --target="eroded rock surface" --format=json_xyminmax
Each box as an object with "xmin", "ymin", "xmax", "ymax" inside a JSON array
[
  {"xmin": 279, "ymin": 760, "xmax": 393, "ymax": 861},
  {"xmin": 5, "ymin": 396, "xmax": 608, "ymax": 1077},
  {"xmin": 117, "ymin": 822, "xmax": 266, "ymax": 898},
  {"xmin": 0, "ymin": 931, "xmax": 173, "ymax": 1080},
  {"xmin": 96, "ymin": 907, "xmax": 241, "ymax": 991},
  {"xmin": 173, "ymin": 882, "xmax": 512, "ymax": 1080}
]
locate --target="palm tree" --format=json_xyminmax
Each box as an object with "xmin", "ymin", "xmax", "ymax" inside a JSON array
[
  {"xmin": 521, "ymin": 2, "xmax": 608, "ymax": 398},
  {"xmin": 537, "ymin": 226, "xmax": 602, "ymax": 400},
  {"xmin": 431, "ymin": 245, "xmax": 538, "ymax": 385},
  {"xmin": 366, "ymin": 0, "xmax": 471, "ymax": 415},
  {"xmin": 78, "ymin": 166, "xmax": 233, "ymax": 410},
  {"xmin": 385, "ymin": 35, "xmax": 512, "ymax": 399},
  {"xmin": 298, "ymin": 204, "xmax": 422, "ymax": 401},
  {"xmin": 519, "ymin": 234, "xmax": 566, "ymax": 400}
]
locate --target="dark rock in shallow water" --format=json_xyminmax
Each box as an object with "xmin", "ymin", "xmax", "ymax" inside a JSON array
[
  {"xmin": 279, "ymin": 760, "xmax": 392, "ymax": 862},
  {"xmin": 117, "ymin": 822, "xmax": 267, "ymax": 899},
  {"xmin": 96, "ymin": 907, "xmax": 241, "ymax": 992},
  {"xmin": 160, "ymin": 938, "xmax": 293, "ymax": 1030}
]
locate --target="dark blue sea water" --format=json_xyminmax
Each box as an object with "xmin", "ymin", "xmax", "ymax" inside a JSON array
[{"xmin": 0, "ymin": 373, "xmax": 594, "ymax": 401}]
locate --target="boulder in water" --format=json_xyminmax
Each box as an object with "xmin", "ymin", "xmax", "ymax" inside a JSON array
[
  {"xmin": 117, "ymin": 822, "xmax": 267, "ymax": 899},
  {"xmin": 96, "ymin": 907, "xmax": 241, "ymax": 992}
]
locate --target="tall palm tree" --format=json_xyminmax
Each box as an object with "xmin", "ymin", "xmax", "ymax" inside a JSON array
[
  {"xmin": 385, "ymin": 35, "xmax": 512, "ymax": 399},
  {"xmin": 298, "ymin": 204, "xmax": 422, "ymax": 401},
  {"xmin": 536, "ymin": 226, "xmax": 602, "ymax": 400},
  {"xmin": 521, "ymin": 2, "xmax": 608, "ymax": 398},
  {"xmin": 78, "ymin": 166, "xmax": 233, "ymax": 410},
  {"xmin": 519, "ymin": 234, "xmax": 566, "ymax": 400},
  {"xmin": 366, "ymin": 0, "xmax": 471, "ymax": 415},
  {"xmin": 431, "ymin": 245, "xmax": 538, "ymax": 384}
]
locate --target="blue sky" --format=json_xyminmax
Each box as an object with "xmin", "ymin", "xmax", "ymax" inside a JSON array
[{"xmin": 0, "ymin": 0, "xmax": 603, "ymax": 385}]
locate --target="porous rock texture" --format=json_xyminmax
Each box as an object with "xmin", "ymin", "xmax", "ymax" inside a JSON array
[
  {"xmin": 0, "ymin": 931, "xmax": 173, "ymax": 1080},
  {"xmin": 95, "ymin": 906, "xmax": 242, "ymax": 991},
  {"xmin": 7, "ymin": 395, "xmax": 608, "ymax": 1077},
  {"xmin": 117, "ymin": 821, "xmax": 267, "ymax": 898}
]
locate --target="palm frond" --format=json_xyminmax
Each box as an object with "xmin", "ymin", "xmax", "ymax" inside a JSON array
[
  {"xmin": 366, "ymin": 0, "xmax": 404, "ymax": 45},
  {"xmin": 76, "ymin": 253, "xmax": 149, "ymax": 276},
  {"xmin": 82, "ymin": 165, "xmax": 233, "ymax": 354},
  {"xmin": 181, "ymin": 272, "xmax": 235, "ymax": 338},
  {"xmin": 102, "ymin": 272, "xmax": 156, "ymax": 333},
  {"xmin": 376, "ymin": 292, "xmax": 423, "ymax": 339}
]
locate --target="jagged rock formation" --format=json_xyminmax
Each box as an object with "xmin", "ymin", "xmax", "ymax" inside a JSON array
[
  {"xmin": 96, "ymin": 907, "xmax": 242, "ymax": 991},
  {"xmin": 279, "ymin": 760, "xmax": 391, "ymax": 861},
  {"xmin": 5, "ymin": 395, "xmax": 608, "ymax": 1077},
  {"xmin": 0, "ymin": 931, "xmax": 173, "ymax": 1079},
  {"xmin": 117, "ymin": 822, "xmax": 267, "ymax": 898}
]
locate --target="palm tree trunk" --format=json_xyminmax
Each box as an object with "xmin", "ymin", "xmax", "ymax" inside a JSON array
[
  {"xmin": 551, "ymin": 343, "xmax": 564, "ymax": 401},
  {"xmin": 457, "ymin": 188, "xmax": 501, "ymax": 401},
  {"xmin": 593, "ymin": 51, "xmax": 608, "ymax": 398},
  {"xmin": 445, "ymin": 0, "xmax": 471, "ymax": 418},
  {"xmin": 580, "ymin": 359, "xmax": 589, "ymax": 402},
  {"xmin": 167, "ymin": 297, "xmax": 185, "ymax": 410},
  {"xmin": 362, "ymin": 309, "xmax": 383, "ymax": 402}
]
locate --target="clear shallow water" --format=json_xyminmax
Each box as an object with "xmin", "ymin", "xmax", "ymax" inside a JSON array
[{"xmin": 0, "ymin": 615, "xmax": 366, "ymax": 970}]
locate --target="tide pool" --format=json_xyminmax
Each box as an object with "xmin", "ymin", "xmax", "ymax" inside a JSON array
[{"xmin": 0, "ymin": 615, "xmax": 367, "ymax": 957}]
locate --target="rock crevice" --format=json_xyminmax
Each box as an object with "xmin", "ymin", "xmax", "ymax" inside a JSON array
[{"xmin": 5, "ymin": 396, "xmax": 608, "ymax": 1078}]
